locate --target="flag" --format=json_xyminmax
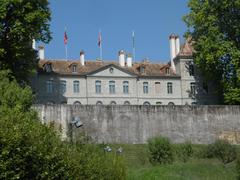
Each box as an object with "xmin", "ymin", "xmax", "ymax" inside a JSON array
[
  {"xmin": 98, "ymin": 31, "xmax": 102, "ymax": 47},
  {"xmin": 64, "ymin": 31, "xmax": 68, "ymax": 45}
]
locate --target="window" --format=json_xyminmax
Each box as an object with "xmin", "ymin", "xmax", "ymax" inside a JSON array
[
  {"xmin": 46, "ymin": 80, "xmax": 53, "ymax": 93},
  {"xmin": 189, "ymin": 63, "xmax": 194, "ymax": 76},
  {"xmin": 60, "ymin": 80, "xmax": 66, "ymax": 94},
  {"xmin": 45, "ymin": 64, "xmax": 52, "ymax": 72},
  {"xmin": 140, "ymin": 66, "xmax": 145, "ymax": 73},
  {"xmin": 110, "ymin": 101, "xmax": 116, "ymax": 105},
  {"xmin": 190, "ymin": 82, "xmax": 196, "ymax": 96},
  {"xmin": 73, "ymin": 101, "xmax": 81, "ymax": 105},
  {"xmin": 155, "ymin": 82, "xmax": 161, "ymax": 94},
  {"xmin": 73, "ymin": 80, "xmax": 79, "ymax": 93},
  {"xmin": 168, "ymin": 102, "xmax": 175, "ymax": 106},
  {"xmin": 96, "ymin": 101, "xmax": 103, "ymax": 105},
  {"xmin": 143, "ymin": 101, "xmax": 150, "ymax": 106},
  {"xmin": 143, "ymin": 82, "xmax": 148, "ymax": 94},
  {"xmin": 156, "ymin": 102, "xmax": 162, "ymax": 105},
  {"xmin": 95, "ymin": 80, "xmax": 101, "ymax": 94},
  {"xmin": 109, "ymin": 81, "xmax": 115, "ymax": 94},
  {"xmin": 124, "ymin": 101, "xmax": 130, "ymax": 105},
  {"xmin": 123, "ymin": 81, "xmax": 129, "ymax": 94},
  {"xmin": 167, "ymin": 82, "xmax": 173, "ymax": 94},
  {"xmin": 165, "ymin": 68, "xmax": 170, "ymax": 75},
  {"xmin": 72, "ymin": 64, "xmax": 77, "ymax": 73}
]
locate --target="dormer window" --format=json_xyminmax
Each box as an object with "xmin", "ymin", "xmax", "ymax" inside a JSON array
[
  {"xmin": 165, "ymin": 67, "xmax": 170, "ymax": 75},
  {"xmin": 72, "ymin": 64, "xmax": 77, "ymax": 73},
  {"xmin": 140, "ymin": 66, "xmax": 145, "ymax": 74},
  {"xmin": 44, "ymin": 63, "xmax": 52, "ymax": 72}
]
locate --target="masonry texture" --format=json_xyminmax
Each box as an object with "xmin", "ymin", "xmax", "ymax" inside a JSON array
[{"xmin": 33, "ymin": 105, "xmax": 240, "ymax": 144}]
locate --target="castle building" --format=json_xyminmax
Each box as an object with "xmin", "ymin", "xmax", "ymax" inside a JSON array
[{"xmin": 31, "ymin": 35, "xmax": 218, "ymax": 105}]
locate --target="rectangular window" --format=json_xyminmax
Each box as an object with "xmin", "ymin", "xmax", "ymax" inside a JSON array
[
  {"xmin": 167, "ymin": 82, "xmax": 173, "ymax": 94},
  {"xmin": 95, "ymin": 80, "xmax": 101, "ymax": 94},
  {"xmin": 143, "ymin": 82, "xmax": 148, "ymax": 94},
  {"xmin": 60, "ymin": 80, "xmax": 66, "ymax": 94},
  {"xmin": 46, "ymin": 80, "xmax": 53, "ymax": 93},
  {"xmin": 109, "ymin": 81, "xmax": 115, "ymax": 94},
  {"xmin": 190, "ymin": 82, "xmax": 196, "ymax": 96},
  {"xmin": 155, "ymin": 82, "xmax": 161, "ymax": 94},
  {"xmin": 73, "ymin": 80, "xmax": 79, "ymax": 93},
  {"xmin": 123, "ymin": 81, "xmax": 129, "ymax": 94}
]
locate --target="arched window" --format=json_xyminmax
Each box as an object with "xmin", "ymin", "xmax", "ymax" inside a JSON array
[
  {"xmin": 124, "ymin": 101, "xmax": 130, "ymax": 105},
  {"xmin": 110, "ymin": 101, "xmax": 117, "ymax": 105},
  {"xmin": 143, "ymin": 101, "xmax": 150, "ymax": 106},
  {"xmin": 168, "ymin": 102, "xmax": 175, "ymax": 106},
  {"xmin": 96, "ymin": 101, "xmax": 103, "ymax": 105},
  {"xmin": 46, "ymin": 101, "xmax": 55, "ymax": 105},
  {"xmin": 95, "ymin": 80, "xmax": 101, "ymax": 94},
  {"xmin": 156, "ymin": 102, "xmax": 162, "ymax": 105},
  {"xmin": 123, "ymin": 81, "xmax": 129, "ymax": 94},
  {"xmin": 73, "ymin": 80, "xmax": 79, "ymax": 93},
  {"xmin": 73, "ymin": 101, "xmax": 81, "ymax": 105},
  {"xmin": 44, "ymin": 63, "xmax": 52, "ymax": 72}
]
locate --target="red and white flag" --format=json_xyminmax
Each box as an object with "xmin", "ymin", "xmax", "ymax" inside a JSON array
[
  {"xmin": 98, "ymin": 31, "xmax": 102, "ymax": 47},
  {"xmin": 64, "ymin": 31, "xmax": 68, "ymax": 45}
]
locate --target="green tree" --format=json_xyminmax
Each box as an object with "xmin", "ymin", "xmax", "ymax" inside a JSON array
[
  {"xmin": 0, "ymin": 0, "xmax": 51, "ymax": 84},
  {"xmin": 183, "ymin": 0, "xmax": 240, "ymax": 104}
]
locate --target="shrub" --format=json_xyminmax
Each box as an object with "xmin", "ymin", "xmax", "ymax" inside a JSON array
[
  {"xmin": 205, "ymin": 139, "xmax": 237, "ymax": 164},
  {"xmin": 236, "ymin": 155, "xmax": 240, "ymax": 180},
  {"xmin": 147, "ymin": 136, "xmax": 173, "ymax": 165},
  {"xmin": 174, "ymin": 141, "xmax": 193, "ymax": 162}
]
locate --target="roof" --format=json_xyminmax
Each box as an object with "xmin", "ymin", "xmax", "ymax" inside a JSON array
[
  {"xmin": 178, "ymin": 37, "xmax": 194, "ymax": 57},
  {"xmin": 38, "ymin": 60, "xmax": 179, "ymax": 78}
]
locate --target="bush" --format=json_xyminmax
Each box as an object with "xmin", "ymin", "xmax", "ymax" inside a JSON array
[
  {"xmin": 147, "ymin": 136, "xmax": 173, "ymax": 165},
  {"xmin": 205, "ymin": 139, "xmax": 237, "ymax": 164}
]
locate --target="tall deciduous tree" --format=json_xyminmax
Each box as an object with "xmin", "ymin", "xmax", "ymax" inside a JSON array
[
  {"xmin": 184, "ymin": 0, "xmax": 240, "ymax": 104},
  {"xmin": 0, "ymin": 0, "xmax": 51, "ymax": 84}
]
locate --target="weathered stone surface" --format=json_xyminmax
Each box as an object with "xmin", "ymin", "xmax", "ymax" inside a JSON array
[{"xmin": 33, "ymin": 105, "xmax": 240, "ymax": 144}]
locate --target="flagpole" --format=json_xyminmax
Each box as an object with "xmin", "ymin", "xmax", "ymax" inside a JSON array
[
  {"xmin": 65, "ymin": 44, "xmax": 68, "ymax": 61},
  {"xmin": 132, "ymin": 30, "xmax": 135, "ymax": 61},
  {"xmin": 99, "ymin": 30, "xmax": 102, "ymax": 60}
]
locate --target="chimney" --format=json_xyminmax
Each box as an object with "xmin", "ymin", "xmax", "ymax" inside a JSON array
[
  {"xmin": 126, "ymin": 53, "xmax": 132, "ymax": 67},
  {"xmin": 80, "ymin": 50, "xmax": 85, "ymax": 66},
  {"xmin": 169, "ymin": 34, "xmax": 176, "ymax": 72},
  {"xmin": 38, "ymin": 45, "xmax": 45, "ymax": 60},
  {"xmin": 175, "ymin": 35, "xmax": 180, "ymax": 55},
  {"xmin": 119, "ymin": 50, "xmax": 125, "ymax": 67}
]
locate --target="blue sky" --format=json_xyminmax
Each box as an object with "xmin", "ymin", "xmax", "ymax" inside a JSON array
[{"xmin": 44, "ymin": 0, "xmax": 189, "ymax": 63}]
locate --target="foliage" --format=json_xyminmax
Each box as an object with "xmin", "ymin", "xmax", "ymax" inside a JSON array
[
  {"xmin": 0, "ymin": 0, "xmax": 51, "ymax": 83},
  {"xmin": 236, "ymin": 155, "xmax": 240, "ymax": 180},
  {"xmin": 0, "ymin": 71, "xmax": 126, "ymax": 179},
  {"xmin": 183, "ymin": 0, "xmax": 240, "ymax": 104},
  {"xmin": 204, "ymin": 139, "xmax": 237, "ymax": 164},
  {"xmin": 147, "ymin": 136, "xmax": 173, "ymax": 165}
]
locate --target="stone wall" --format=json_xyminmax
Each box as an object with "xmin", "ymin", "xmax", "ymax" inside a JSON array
[{"xmin": 33, "ymin": 105, "xmax": 240, "ymax": 144}]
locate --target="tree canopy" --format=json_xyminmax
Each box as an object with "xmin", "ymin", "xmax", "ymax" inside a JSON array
[
  {"xmin": 0, "ymin": 0, "xmax": 51, "ymax": 84},
  {"xmin": 184, "ymin": 0, "xmax": 240, "ymax": 104}
]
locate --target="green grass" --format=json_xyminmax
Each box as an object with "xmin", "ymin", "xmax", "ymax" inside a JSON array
[{"xmin": 110, "ymin": 144, "xmax": 237, "ymax": 180}]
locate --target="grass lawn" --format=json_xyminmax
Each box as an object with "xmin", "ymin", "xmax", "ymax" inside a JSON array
[{"xmin": 110, "ymin": 144, "xmax": 237, "ymax": 180}]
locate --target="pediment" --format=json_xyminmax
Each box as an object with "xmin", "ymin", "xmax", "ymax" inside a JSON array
[{"xmin": 87, "ymin": 64, "xmax": 136, "ymax": 77}]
